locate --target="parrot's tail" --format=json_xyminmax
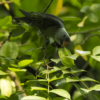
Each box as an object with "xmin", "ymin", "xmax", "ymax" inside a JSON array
[{"xmin": 13, "ymin": 17, "xmax": 32, "ymax": 25}]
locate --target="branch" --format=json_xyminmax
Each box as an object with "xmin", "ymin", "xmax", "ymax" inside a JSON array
[
  {"xmin": 69, "ymin": 27, "xmax": 100, "ymax": 35},
  {"xmin": 0, "ymin": 0, "xmax": 21, "ymax": 5},
  {"xmin": 82, "ymin": 34, "xmax": 100, "ymax": 44},
  {"xmin": 6, "ymin": 70, "xmax": 26, "ymax": 97},
  {"xmin": 43, "ymin": 0, "xmax": 53, "ymax": 13}
]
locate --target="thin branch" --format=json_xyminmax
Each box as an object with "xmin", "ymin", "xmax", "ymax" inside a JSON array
[
  {"xmin": 0, "ymin": 0, "xmax": 21, "ymax": 5},
  {"xmin": 69, "ymin": 27, "xmax": 100, "ymax": 35},
  {"xmin": 82, "ymin": 34, "xmax": 100, "ymax": 44},
  {"xmin": 6, "ymin": 70, "xmax": 26, "ymax": 97},
  {"xmin": 0, "ymin": 1, "xmax": 12, "ymax": 5},
  {"xmin": 43, "ymin": 0, "xmax": 53, "ymax": 13}
]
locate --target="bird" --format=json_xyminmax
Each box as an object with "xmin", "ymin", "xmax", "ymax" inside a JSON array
[{"xmin": 14, "ymin": 9, "xmax": 70, "ymax": 47}]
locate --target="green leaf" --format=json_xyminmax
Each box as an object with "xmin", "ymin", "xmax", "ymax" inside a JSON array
[
  {"xmin": 75, "ymin": 50, "xmax": 91, "ymax": 56},
  {"xmin": 0, "ymin": 41, "xmax": 18, "ymax": 59},
  {"xmin": 90, "ymin": 84, "xmax": 100, "ymax": 91},
  {"xmin": 50, "ymin": 89, "xmax": 71, "ymax": 99},
  {"xmin": 52, "ymin": 97, "xmax": 68, "ymax": 100},
  {"xmin": 81, "ymin": 76, "xmax": 98, "ymax": 83},
  {"xmin": 31, "ymin": 87, "xmax": 47, "ymax": 91},
  {"xmin": 61, "ymin": 16, "xmax": 81, "ymax": 21},
  {"xmin": 18, "ymin": 59, "xmax": 33, "ymax": 67},
  {"xmin": 88, "ymin": 12, "xmax": 99, "ymax": 23},
  {"xmin": 11, "ymin": 0, "xmax": 21, "ymax": 6},
  {"xmin": 0, "ymin": 16, "xmax": 12, "ymax": 27},
  {"xmin": 77, "ymin": 0, "xmax": 86, "ymax": 5},
  {"xmin": 67, "ymin": 53, "xmax": 79, "ymax": 60},
  {"xmin": 51, "ymin": 58, "xmax": 61, "ymax": 64},
  {"xmin": 66, "ymin": 76, "xmax": 98, "ymax": 83},
  {"xmin": 91, "ymin": 55, "xmax": 100, "ymax": 62},
  {"xmin": 8, "ymin": 68, "xmax": 26, "ymax": 72},
  {"xmin": 21, "ymin": 96, "xmax": 46, "ymax": 100},
  {"xmin": 58, "ymin": 48, "xmax": 74, "ymax": 67},
  {"xmin": 90, "ymin": 4, "xmax": 100, "ymax": 11},
  {"xmin": 92, "ymin": 46, "xmax": 100, "ymax": 55},
  {"xmin": 11, "ymin": 64, "xmax": 19, "ymax": 68},
  {"xmin": 9, "ymin": 94, "xmax": 19, "ymax": 100},
  {"xmin": 0, "ymin": 96, "xmax": 8, "ymax": 100},
  {"xmin": 49, "ymin": 74, "xmax": 63, "ymax": 82},
  {"xmin": 80, "ymin": 6, "xmax": 91, "ymax": 13},
  {"xmin": 11, "ymin": 26, "xmax": 25, "ymax": 37},
  {"xmin": 63, "ymin": 69, "xmax": 86, "ymax": 74},
  {"xmin": 21, "ymin": 32, "xmax": 31, "ymax": 44},
  {"xmin": 73, "ymin": 83, "xmax": 86, "ymax": 97},
  {"xmin": 66, "ymin": 77, "xmax": 79, "ymax": 83},
  {"xmin": 0, "ymin": 70, "xmax": 8, "ymax": 75}
]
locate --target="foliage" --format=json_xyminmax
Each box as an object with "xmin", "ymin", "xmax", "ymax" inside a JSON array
[{"xmin": 0, "ymin": 0, "xmax": 100, "ymax": 100}]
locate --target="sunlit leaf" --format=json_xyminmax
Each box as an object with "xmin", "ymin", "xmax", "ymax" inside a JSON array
[
  {"xmin": 90, "ymin": 84, "xmax": 100, "ymax": 91},
  {"xmin": 81, "ymin": 76, "xmax": 98, "ymax": 83},
  {"xmin": 50, "ymin": 89, "xmax": 71, "ymax": 99},
  {"xmin": 75, "ymin": 45, "xmax": 89, "ymax": 60},
  {"xmin": 0, "ymin": 78, "xmax": 12, "ymax": 96},
  {"xmin": 8, "ymin": 68, "xmax": 26, "ymax": 72},
  {"xmin": 91, "ymin": 55, "xmax": 100, "ymax": 62},
  {"xmin": 18, "ymin": 59, "xmax": 33, "ymax": 67},
  {"xmin": 67, "ymin": 53, "xmax": 79, "ymax": 60},
  {"xmin": 21, "ymin": 96, "xmax": 46, "ymax": 100},
  {"xmin": 11, "ymin": 26, "xmax": 25, "ymax": 37},
  {"xmin": 51, "ymin": 58, "xmax": 61, "ymax": 64},
  {"xmin": 66, "ymin": 76, "xmax": 98, "ymax": 83},
  {"xmin": 31, "ymin": 87, "xmax": 47, "ymax": 91},
  {"xmin": 58, "ymin": 48, "xmax": 74, "ymax": 67},
  {"xmin": 92, "ymin": 46, "xmax": 100, "ymax": 55},
  {"xmin": 0, "ymin": 70, "xmax": 8, "ymax": 75},
  {"xmin": 61, "ymin": 16, "xmax": 81, "ymax": 21},
  {"xmin": 49, "ymin": 74, "xmax": 63, "ymax": 82},
  {"xmin": 0, "ymin": 96, "xmax": 8, "ymax": 100},
  {"xmin": 4, "ymin": 3, "xmax": 10, "ymax": 10},
  {"xmin": 77, "ymin": 16, "xmax": 88, "ymax": 27},
  {"xmin": 75, "ymin": 50, "xmax": 91, "ymax": 56},
  {"xmin": 11, "ymin": 64, "xmax": 19, "ymax": 67},
  {"xmin": 53, "ymin": 0, "xmax": 63, "ymax": 15}
]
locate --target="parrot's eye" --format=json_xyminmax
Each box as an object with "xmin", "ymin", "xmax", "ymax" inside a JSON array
[{"xmin": 63, "ymin": 35, "xmax": 66, "ymax": 37}]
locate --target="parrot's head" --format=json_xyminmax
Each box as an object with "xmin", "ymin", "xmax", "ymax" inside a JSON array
[{"xmin": 54, "ymin": 27, "xmax": 70, "ymax": 47}]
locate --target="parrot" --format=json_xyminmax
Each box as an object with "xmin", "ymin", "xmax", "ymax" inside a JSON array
[{"xmin": 14, "ymin": 9, "xmax": 70, "ymax": 47}]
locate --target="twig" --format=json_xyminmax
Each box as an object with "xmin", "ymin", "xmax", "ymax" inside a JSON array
[
  {"xmin": 0, "ymin": 0, "xmax": 21, "ymax": 5},
  {"xmin": 69, "ymin": 27, "xmax": 100, "ymax": 35},
  {"xmin": 0, "ymin": 1, "xmax": 12, "ymax": 5},
  {"xmin": 43, "ymin": 0, "xmax": 53, "ymax": 13},
  {"xmin": 82, "ymin": 34, "xmax": 100, "ymax": 44},
  {"xmin": 6, "ymin": 70, "xmax": 26, "ymax": 97}
]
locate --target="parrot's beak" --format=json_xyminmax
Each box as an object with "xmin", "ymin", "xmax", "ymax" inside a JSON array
[{"xmin": 62, "ymin": 41, "xmax": 68, "ymax": 47}]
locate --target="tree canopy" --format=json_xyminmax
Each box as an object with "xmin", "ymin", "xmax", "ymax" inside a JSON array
[{"xmin": 0, "ymin": 0, "xmax": 100, "ymax": 100}]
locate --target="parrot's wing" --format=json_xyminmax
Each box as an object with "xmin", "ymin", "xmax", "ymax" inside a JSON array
[
  {"xmin": 13, "ymin": 17, "xmax": 32, "ymax": 25},
  {"xmin": 19, "ymin": 9, "xmax": 64, "ymax": 29}
]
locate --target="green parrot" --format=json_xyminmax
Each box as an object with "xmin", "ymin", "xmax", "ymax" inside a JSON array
[{"xmin": 14, "ymin": 9, "xmax": 70, "ymax": 47}]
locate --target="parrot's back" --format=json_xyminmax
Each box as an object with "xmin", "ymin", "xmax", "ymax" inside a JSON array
[{"xmin": 14, "ymin": 9, "xmax": 64, "ymax": 29}]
